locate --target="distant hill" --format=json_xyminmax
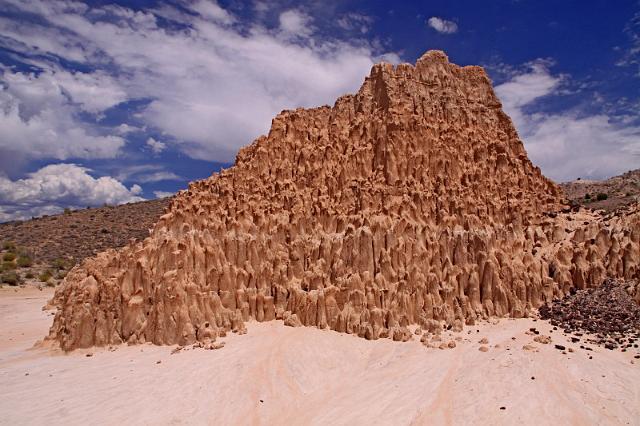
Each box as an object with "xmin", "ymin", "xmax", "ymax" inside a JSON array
[
  {"xmin": 560, "ymin": 169, "xmax": 640, "ymax": 212},
  {"xmin": 0, "ymin": 198, "xmax": 170, "ymax": 269}
]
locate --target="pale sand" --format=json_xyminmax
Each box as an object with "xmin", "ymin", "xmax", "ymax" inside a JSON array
[{"xmin": 0, "ymin": 287, "xmax": 639, "ymax": 426}]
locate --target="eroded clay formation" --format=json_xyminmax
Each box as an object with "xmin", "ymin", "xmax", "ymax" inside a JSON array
[{"xmin": 47, "ymin": 51, "xmax": 640, "ymax": 350}]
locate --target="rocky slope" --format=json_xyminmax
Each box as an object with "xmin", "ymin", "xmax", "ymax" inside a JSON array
[
  {"xmin": 47, "ymin": 51, "xmax": 640, "ymax": 351},
  {"xmin": 0, "ymin": 199, "xmax": 170, "ymax": 267},
  {"xmin": 539, "ymin": 278, "xmax": 640, "ymax": 350},
  {"xmin": 561, "ymin": 169, "xmax": 640, "ymax": 211}
]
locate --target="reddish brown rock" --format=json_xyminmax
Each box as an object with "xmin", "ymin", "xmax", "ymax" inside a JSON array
[{"xmin": 46, "ymin": 51, "xmax": 640, "ymax": 351}]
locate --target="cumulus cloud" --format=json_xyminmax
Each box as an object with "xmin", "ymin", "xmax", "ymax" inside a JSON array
[
  {"xmin": 0, "ymin": 67, "xmax": 126, "ymax": 167},
  {"xmin": 495, "ymin": 61, "xmax": 640, "ymax": 181},
  {"xmin": 278, "ymin": 9, "xmax": 314, "ymax": 38},
  {"xmin": 0, "ymin": 164, "xmax": 144, "ymax": 221},
  {"xmin": 0, "ymin": 0, "xmax": 396, "ymax": 164},
  {"xmin": 146, "ymin": 137, "xmax": 166, "ymax": 154},
  {"xmin": 187, "ymin": 0, "xmax": 235, "ymax": 25},
  {"xmin": 494, "ymin": 59, "xmax": 563, "ymax": 127},
  {"xmin": 427, "ymin": 17, "xmax": 458, "ymax": 34},
  {"xmin": 115, "ymin": 123, "xmax": 142, "ymax": 135}
]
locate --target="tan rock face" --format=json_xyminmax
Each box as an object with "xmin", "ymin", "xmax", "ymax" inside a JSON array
[{"xmin": 46, "ymin": 51, "xmax": 640, "ymax": 351}]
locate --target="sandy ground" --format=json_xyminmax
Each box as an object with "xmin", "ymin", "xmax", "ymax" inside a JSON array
[{"xmin": 0, "ymin": 287, "xmax": 639, "ymax": 426}]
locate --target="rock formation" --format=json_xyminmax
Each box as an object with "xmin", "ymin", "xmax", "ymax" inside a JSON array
[{"xmin": 46, "ymin": 51, "xmax": 640, "ymax": 350}]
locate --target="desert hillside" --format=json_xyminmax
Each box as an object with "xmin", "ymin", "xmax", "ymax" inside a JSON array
[
  {"xmin": 561, "ymin": 169, "xmax": 640, "ymax": 212},
  {"xmin": 0, "ymin": 199, "xmax": 170, "ymax": 264},
  {"xmin": 0, "ymin": 199, "xmax": 170, "ymax": 286}
]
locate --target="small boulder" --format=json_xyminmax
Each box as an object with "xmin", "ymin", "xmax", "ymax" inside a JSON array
[{"xmin": 283, "ymin": 311, "xmax": 302, "ymax": 327}]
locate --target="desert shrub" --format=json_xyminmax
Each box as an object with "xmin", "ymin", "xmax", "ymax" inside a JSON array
[
  {"xmin": 596, "ymin": 193, "xmax": 608, "ymax": 201},
  {"xmin": 25, "ymin": 271, "xmax": 35, "ymax": 279},
  {"xmin": 56, "ymin": 271, "xmax": 67, "ymax": 280},
  {"xmin": 584, "ymin": 193, "xmax": 591, "ymax": 200},
  {"xmin": 52, "ymin": 258, "xmax": 68, "ymax": 270},
  {"xmin": 38, "ymin": 270, "xmax": 53, "ymax": 283},
  {"xmin": 64, "ymin": 207, "xmax": 72, "ymax": 215},
  {"xmin": 16, "ymin": 255, "xmax": 32, "ymax": 267},
  {"xmin": 1, "ymin": 271, "xmax": 19, "ymax": 285},
  {"xmin": 3, "ymin": 252, "xmax": 16, "ymax": 262},
  {"xmin": 2, "ymin": 261, "xmax": 16, "ymax": 271},
  {"xmin": 2, "ymin": 241, "xmax": 16, "ymax": 251}
]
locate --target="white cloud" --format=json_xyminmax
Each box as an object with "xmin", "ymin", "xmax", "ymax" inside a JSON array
[
  {"xmin": 495, "ymin": 62, "xmax": 640, "ymax": 181},
  {"xmin": 278, "ymin": 9, "xmax": 314, "ymax": 38},
  {"xmin": 253, "ymin": 1, "xmax": 269, "ymax": 14},
  {"xmin": 0, "ymin": 16, "xmax": 90, "ymax": 63},
  {"xmin": 145, "ymin": 137, "xmax": 166, "ymax": 154},
  {"xmin": 0, "ymin": 0, "xmax": 395, "ymax": 163},
  {"xmin": 52, "ymin": 70, "xmax": 127, "ymax": 114},
  {"xmin": 111, "ymin": 164, "xmax": 181, "ymax": 183},
  {"xmin": 337, "ymin": 13, "xmax": 374, "ymax": 34},
  {"xmin": 188, "ymin": 0, "xmax": 235, "ymax": 25},
  {"xmin": 0, "ymin": 164, "xmax": 144, "ymax": 221},
  {"xmin": 136, "ymin": 171, "xmax": 181, "ymax": 183},
  {"xmin": 153, "ymin": 190, "xmax": 174, "ymax": 199},
  {"xmin": 116, "ymin": 123, "xmax": 142, "ymax": 134},
  {"xmin": 0, "ymin": 67, "xmax": 126, "ymax": 167},
  {"xmin": 617, "ymin": 11, "xmax": 640, "ymax": 75},
  {"xmin": 427, "ymin": 17, "xmax": 458, "ymax": 34},
  {"xmin": 494, "ymin": 60, "xmax": 562, "ymax": 127}
]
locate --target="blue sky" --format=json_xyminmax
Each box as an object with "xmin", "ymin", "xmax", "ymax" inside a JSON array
[{"xmin": 0, "ymin": 0, "xmax": 639, "ymax": 221}]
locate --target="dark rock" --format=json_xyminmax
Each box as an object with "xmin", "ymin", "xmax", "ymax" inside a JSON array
[{"xmin": 539, "ymin": 279, "xmax": 640, "ymax": 351}]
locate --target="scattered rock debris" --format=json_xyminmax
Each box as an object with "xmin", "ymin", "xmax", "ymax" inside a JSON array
[{"xmin": 540, "ymin": 279, "xmax": 640, "ymax": 352}]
